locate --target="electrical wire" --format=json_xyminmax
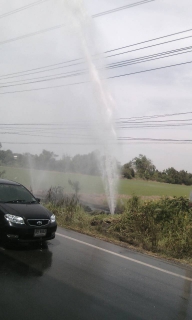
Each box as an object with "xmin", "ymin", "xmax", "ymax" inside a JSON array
[
  {"xmin": 105, "ymin": 28, "xmax": 192, "ymax": 53},
  {"xmin": 1, "ymin": 37, "xmax": 192, "ymax": 85},
  {"xmin": 118, "ymin": 118, "xmax": 192, "ymax": 123},
  {"xmin": 0, "ymin": 0, "xmax": 155, "ymax": 48},
  {"xmin": 92, "ymin": 0, "xmax": 155, "ymax": 18},
  {"xmin": 106, "ymin": 35, "xmax": 192, "ymax": 58},
  {"xmin": 107, "ymin": 45, "xmax": 192, "ymax": 68},
  {"xmin": 0, "ymin": 70, "xmax": 85, "ymax": 88},
  {"xmin": 109, "ymin": 60, "xmax": 192, "ymax": 80},
  {"xmin": 1, "ymin": 139, "xmax": 192, "ymax": 145},
  {"xmin": 118, "ymin": 111, "xmax": 192, "ymax": 120},
  {"xmin": 0, "ymin": 125, "xmax": 192, "ymax": 141},
  {"xmin": 0, "ymin": 69, "xmax": 86, "ymax": 85},
  {"xmin": 0, "ymin": 59, "xmax": 83, "ymax": 80},
  {"xmin": 0, "ymin": 111, "xmax": 191, "ymax": 126},
  {"xmin": 0, "ymin": 59, "xmax": 191, "ymax": 94},
  {"xmin": 118, "ymin": 137, "xmax": 192, "ymax": 142},
  {"xmin": 1, "ymin": 0, "xmax": 153, "ymax": 20},
  {"xmin": 0, "ymin": 44, "xmax": 192, "ymax": 87},
  {"xmin": 1, "ymin": 118, "xmax": 192, "ymax": 135},
  {"xmin": 0, "ymin": 28, "xmax": 192, "ymax": 80},
  {"xmin": 0, "ymin": 0, "xmax": 50, "ymax": 19},
  {"xmin": 0, "ymin": 23, "xmax": 66, "ymax": 47},
  {"xmin": 0, "ymin": 79, "xmax": 88, "ymax": 94}
]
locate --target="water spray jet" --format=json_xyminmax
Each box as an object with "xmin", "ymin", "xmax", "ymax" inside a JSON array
[{"xmin": 59, "ymin": 0, "xmax": 119, "ymax": 214}]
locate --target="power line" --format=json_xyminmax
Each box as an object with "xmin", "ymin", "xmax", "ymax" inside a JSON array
[
  {"xmin": 0, "ymin": 112, "xmax": 191, "ymax": 126},
  {"xmin": 118, "ymin": 119, "xmax": 192, "ymax": 124},
  {"xmin": 1, "ymin": 119, "xmax": 192, "ymax": 133},
  {"xmin": 109, "ymin": 48, "xmax": 192, "ymax": 70},
  {"xmin": 1, "ymin": 45, "xmax": 192, "ymax": 87},
  {"xmin": 107, "ymin": 45, "xmax": 192, "ymax": 67},
  {"xmin": 0, "ymin": 28, "xmax": 192, "ymax": 80},
  {"xmin": 1, "ymin": 0, "xmax": 153, "ymax": 21},
  {"xmin": 0, "ymin": 79, "xmax": 88, "ymax": 95},
  {"xmin": 118, "ymin": 124, "xmax": 192, "ymax": 128},
  {"xmin": 105, "ymin": 28, "xmax": 192, "ymax": 53},
  {"xmin": 1, "ymin": 35, "xmax": 192, "ymax": 85},
  {"xmin": 106, "ymin": 35, "xmax": 192, "ymax": 58},
  {"xmin": 118, "ymin": 111, "xmax": 192, "ymax": 121},
  {"xmin": 0, "ymin": 45, "xmax": 192, "ymax": 89},
  {"xmin": 92, "ymin": 0, "xmax": 155, "ymax": 18},
  {"xmin": 0, "ymin": 1, "xmax": 155, "ymax": 48},
  {"xmin": 0, "ymin": 59, "xmax": 83, "ymax": 80},
  {"xmin": 118, "ymin": 137, "xmax": 192, "ymax": 142},
  {"xmin": 0, "ymin": 131, "xmax": 89, "ymax": 139},
  {"xmin": 0, "ymin": 23, "xmax": 66, "ymax": 47},
  {"xmin": 0, "ymin": 70, "xmax": 85, "ymax": 88},
  {"xmin": 0, "ymin": 61, "xmax": 84, "ymax": 81},
  {"xmin": 1, "ymin": 120, "xmax": 191, "ymax": 135},
  {"xmin": 0, "ymin": 141, "xmax": 111, "ymax": 145},
  {"xmin": 0, "ymin": 58, "xmax": 191, "ymax": 94},
  {"xmin": 0, "ymin": 69, "xmax": 85, "ymax": 85},
  {"xmin": 0, "ymin": 0, "xmax": 50, "ymax": 19},
  {"xmin": 109, "ymin": 60, "xmax": 192, "ymax": 80},
  {"xmin": 1, "ymin": 139, "xmax": 192, "ymax": 145},
  {"xmin": 0, "ymin": 127, "xmax": 191, "ymax": 141}
]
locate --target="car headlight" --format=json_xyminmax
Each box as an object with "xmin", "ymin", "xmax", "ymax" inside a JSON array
[
  {"xmin": 5, "ymin": 214, "xmax": 25, "ymax": 225},
  {"xmin": 50, "ymin": 214, "xmax": 56, "ymax": 223}
]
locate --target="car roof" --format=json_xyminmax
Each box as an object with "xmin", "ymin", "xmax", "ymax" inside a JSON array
[{"xmin": 0, "ymin": 179, "xmax": 21, "ymax": 186}]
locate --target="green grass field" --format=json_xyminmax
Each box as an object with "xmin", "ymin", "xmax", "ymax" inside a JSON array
[{"xmin": 1, "ymin": 166, "xmax": 192, "ymax": 197}]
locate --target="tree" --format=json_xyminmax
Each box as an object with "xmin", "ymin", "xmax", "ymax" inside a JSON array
[
  {"xmin": 121, "ymin": 162, "xmax": 135, "ymax": 179},
  {"xmin": 0, "ymin": 148, "xmax": 14, "ymax": 165},
  {"xmin": 35, "ymin": 150, "xmax": 58, "ymax": 170},
  {"xmin": 132, "ymin": 154, "xmax": 156, "ymax": 179}
]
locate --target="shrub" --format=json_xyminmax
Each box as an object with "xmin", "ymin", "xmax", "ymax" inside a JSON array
[{"xmin": 46, "ymin": 193, "xmax": 192, "ymax": 260}]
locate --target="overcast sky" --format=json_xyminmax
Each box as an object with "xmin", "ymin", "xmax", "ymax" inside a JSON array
[{"xmin": 0, "ymin": 0, "xmax": 192, "ymax": 171}]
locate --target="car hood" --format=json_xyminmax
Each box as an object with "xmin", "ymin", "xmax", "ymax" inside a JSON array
[{"xmin": 0, "ymin": 203, "xmax": 52, "ymax": 219}]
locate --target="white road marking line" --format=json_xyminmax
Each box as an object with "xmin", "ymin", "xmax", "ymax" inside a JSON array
[{"xmin": 56, "ymin": 232, "xmax": 192, "ymax": 282}]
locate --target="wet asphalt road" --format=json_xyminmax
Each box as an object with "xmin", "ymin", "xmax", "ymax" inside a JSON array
[{"xmin": 1, "ymin": 227, "xmax": 192, "ymax": 320}]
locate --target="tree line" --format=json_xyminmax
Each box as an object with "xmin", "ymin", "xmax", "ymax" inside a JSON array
[
  {"xmin": 0, "ymin": 143, "xmax": 191, "ymax": 186},
  {"xmin": 122, "ymin": 154, "xmax": 192, "ymax": 186},
  {"xmin": 0, "ymin": 144, "xmax": 100, "ymax": 175}
]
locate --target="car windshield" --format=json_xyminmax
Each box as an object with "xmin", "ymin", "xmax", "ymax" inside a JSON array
[{"xmin": 0, "ymin": 184, "xmax": 37, "ymax": 203}]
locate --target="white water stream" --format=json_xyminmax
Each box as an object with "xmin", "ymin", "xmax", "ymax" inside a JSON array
[
  {"xmin": 58, "ymin": 0, "xmax": 118, "ymax": 214},
  {"xmin": 26, "ymin": 0, "xmax": 118, "ymax": 214}
]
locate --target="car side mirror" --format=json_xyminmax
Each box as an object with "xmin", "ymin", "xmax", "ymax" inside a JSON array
[{"xmin": 36, "ymin": 198, "xmax": 41, "ymax": 203}]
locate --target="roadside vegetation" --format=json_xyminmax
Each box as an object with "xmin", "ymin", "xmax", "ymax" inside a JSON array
[{"xmin": 44, "ymin": 188, "xmax": 192, "ymax": 263}]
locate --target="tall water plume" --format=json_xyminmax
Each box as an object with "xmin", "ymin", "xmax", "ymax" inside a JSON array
[{"xmin": 57, "ymin": 0, "xmax": 119, "ymax": 214}]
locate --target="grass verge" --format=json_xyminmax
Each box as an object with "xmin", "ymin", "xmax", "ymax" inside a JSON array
[{"xmin": 45, "ymin": 195, "xmax": 192, "ymax": 267}]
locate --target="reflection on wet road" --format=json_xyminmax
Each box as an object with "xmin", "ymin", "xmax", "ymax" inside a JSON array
[{"xmin": 0, "ymin": 227, "xmax": 192, "ymax": 320}]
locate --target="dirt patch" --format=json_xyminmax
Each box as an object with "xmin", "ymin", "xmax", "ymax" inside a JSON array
[
  {"xmin": 78, "ymin": 193, "xmax": 161, "ymax": 206},
  {"xmin": 34, "ymin": 189, "xmax": 162, "ymax": 207}
]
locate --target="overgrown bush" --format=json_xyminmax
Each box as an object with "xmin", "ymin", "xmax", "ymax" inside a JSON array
[
  {"xmin": 45, "ymin": 193, "xmax": 192, "ymax": 261},
  {"xmin": 110, "ymin": 196, "xmax": 192, "ymax": 257}
]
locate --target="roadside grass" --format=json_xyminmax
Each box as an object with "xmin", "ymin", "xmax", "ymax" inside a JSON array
[
  {"xmin": 1, "ymin": 165, "xmax": 192, "ymax": 198},
  {"xmin": 45, "ymin": 195, "xmax": 192, "ymax": 265}
]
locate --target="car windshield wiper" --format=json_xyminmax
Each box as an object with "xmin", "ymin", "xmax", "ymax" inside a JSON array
[
  {"xmin": 25, "ymin": 200, "xmax": 38, "ymax": 204},
  {"xmin": 5, "ymin": 199, "xmax": 26, "ymax": 203}
]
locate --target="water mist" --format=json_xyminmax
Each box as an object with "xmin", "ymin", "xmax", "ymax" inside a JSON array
[{"xmin": 58, "ymin": 0, "xmax": 119, "ymax": 214}]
